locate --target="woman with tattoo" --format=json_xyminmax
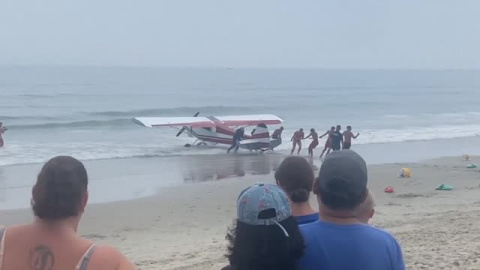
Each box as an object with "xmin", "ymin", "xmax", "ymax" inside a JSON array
[{"xmin": 0, "ymin": 156, "xmax": 136, "ymax": 270}]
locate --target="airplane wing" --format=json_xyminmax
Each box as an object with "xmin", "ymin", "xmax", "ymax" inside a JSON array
[
  {"xmin": 133, "ymin": 117, "xmax": 216, "ymax": 128},
  {"xmin": 214, "ymin": 114, "xmax": 283, "ymax": 126}
]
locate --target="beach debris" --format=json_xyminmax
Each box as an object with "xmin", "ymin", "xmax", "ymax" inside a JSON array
[
  {"xmin": 384, "ymin": 187, "xmax": 395, "ymax": 193},
  {"xmin": 436, "ymin": 184, "xmax": 453, "ymax": 191},
  {"xmin": 463, "ymin": 154, "xmax": 470, "ymax": 161},
  {"xmin": 399, "ymin": 168, "xmax": 411, "ymax": 178},
  {"xmin": 466, "ymin": 164, "xmax": 477, "ymax": 169}
]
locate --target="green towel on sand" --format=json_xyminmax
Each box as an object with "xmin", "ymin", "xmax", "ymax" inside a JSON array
[{"xmin": 436, "ymin": 184, "xmax": 453, "ymax": 191}]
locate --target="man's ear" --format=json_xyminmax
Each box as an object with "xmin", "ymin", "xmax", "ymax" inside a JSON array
[
  {"xmin": 31, "ymin": 184, "xmax": 37, "ymax": 205},
  {"xmin": 361, "ymin": 188, "xmax": 369, "ymax": 204},
  {"xmin": 80, "ymin": 190, "xmax": 88, "ymax": 213}
]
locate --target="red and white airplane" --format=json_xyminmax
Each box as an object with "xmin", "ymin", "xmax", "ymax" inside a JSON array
[{"xmin": 133, "ymin": 113, "xmax": 284, "ymax": 151}]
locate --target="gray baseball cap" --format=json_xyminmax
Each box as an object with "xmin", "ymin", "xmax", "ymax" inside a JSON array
[
  {"xmin": 317, "ymin": 150, "xmax": 368, "ymax": 202},
  {"xmin": 237, "ymin": 183, "xmax": 292, "ymax": 236}
]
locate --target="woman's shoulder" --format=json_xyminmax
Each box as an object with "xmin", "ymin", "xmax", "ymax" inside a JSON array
[{"xmin": 88, "ymin": 244, "xmax": 137, "ymax": 270}]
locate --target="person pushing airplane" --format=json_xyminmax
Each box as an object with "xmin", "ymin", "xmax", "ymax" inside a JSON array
[
  {"xmin": 290, "ymin": 128, "xmax": 305, "ymax": 155},
  {"xmin": 343, "ymin": 126, "xmax": 360, "ymax": 149},
  {"xmin": 305, "ymin": 128, "xmax": 319, "ymax": 157},
  {"xmin": 227, "ymin": 127, "xmax": 245, "ymax": 153}
]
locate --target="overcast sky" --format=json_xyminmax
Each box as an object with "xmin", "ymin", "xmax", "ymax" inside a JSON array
[{"xmin": 1, "ymin": 0, "xmax": 479, "ymax": 69}]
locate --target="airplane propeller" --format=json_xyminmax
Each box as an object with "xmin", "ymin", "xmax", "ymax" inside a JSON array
[{"xmin": 176, "ymin": 112, "xmax": 200, "ymax": 137}]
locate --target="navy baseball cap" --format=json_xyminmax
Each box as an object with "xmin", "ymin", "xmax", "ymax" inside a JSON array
[{"xmin": 316, "ymin": 150, "xmax": 368, "ymax": 206}]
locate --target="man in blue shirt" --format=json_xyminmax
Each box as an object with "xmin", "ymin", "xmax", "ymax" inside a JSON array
[
  {"xmin": 300, "ymin": 150, "xmax": 405, "ymax": 270},
  {"xmin": 330, "ymin": 125, "xmax": 343, "ymax": 151}
]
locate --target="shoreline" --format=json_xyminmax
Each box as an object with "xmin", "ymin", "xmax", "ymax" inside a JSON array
[
  {"xmin": 1, "ymin": 135, "xmax": 480, "ymax": 167},
  {"xmin": 2, "ymin": 155, "xmax": 480, "ymax": 269},
  {"xmin": 2, "ymin": 139, "xmax": 480, "ymax": 210}
]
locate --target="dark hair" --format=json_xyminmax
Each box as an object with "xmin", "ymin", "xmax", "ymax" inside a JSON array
[
  {"xmin": 336, "ymin": 125, "xmax": 341, "ymax": 129},
  {"xmin": 225, "ymin": 216, "xmax": 305, "ymax": 270},
  {"xmin": 330, "ymin": 126, "xmax": 335, "ymax": 130},
  {"xmin": 275, "ymin": 157, "xmax": 314, "ymax": 203},
  {"xmin": 318, "ymin": 179, "xmax": 366, "ymax": 210},
  {"xmin": 347, "ymin": 126, "xmax": 352, "ymax": 129},
  {"xmin": 32, "ymin": 156, "xmax": 88, "ymax": 220}
]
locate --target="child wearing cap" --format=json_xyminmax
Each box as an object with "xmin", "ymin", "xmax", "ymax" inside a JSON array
[
  {"xmin": 299, "ymin": 150, "xmax": 405, "ymax": 270},
  {"xmin": 223, "ymin": 183, "xmax": 305, "ymax": 270},
  {"xmin": 275, "ymin": 156, "xmax": 319, "ymax": 225}
]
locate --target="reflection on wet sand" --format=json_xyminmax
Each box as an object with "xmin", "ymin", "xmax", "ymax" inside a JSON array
[
  {"xmin": 181, "ymin": 154, "xmax": 284, "ymax": 183},
  {"xmin": 0, "ymin": 154, "xmax": 289, "ymax": 210}
]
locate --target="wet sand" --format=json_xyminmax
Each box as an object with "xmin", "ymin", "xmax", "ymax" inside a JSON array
[{"xmin": 2, "ymin": 154, "xmax": 480, "ymax": 269}]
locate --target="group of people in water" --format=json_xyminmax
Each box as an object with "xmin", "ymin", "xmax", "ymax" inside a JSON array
[
  {"xmin": 290, "ymin": 125, "xmax": 360, "ymax": 157},
  {"xmin": 226, "ymin": 125, "xmax": 359, "ymax": 157},
  {"xmin": 0, "ymin": 150, "xmax": 404, "ymax": 269}
]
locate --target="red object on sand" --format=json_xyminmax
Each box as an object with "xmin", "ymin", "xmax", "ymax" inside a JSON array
[{"xmin": 384, "ymin": 187, "xmax": 394, "ymax": 193}]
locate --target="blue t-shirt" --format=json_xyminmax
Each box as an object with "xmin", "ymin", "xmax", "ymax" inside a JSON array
[
  {"xmin": 295, "ymin": 213, "xmax": 319, "ymax": 225},
  {"xmin": 300, "ymin": 221, "xmax": 405, "ymax": 270}
]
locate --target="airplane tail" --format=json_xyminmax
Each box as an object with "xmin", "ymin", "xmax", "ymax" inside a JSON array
[
  {"xmin": 238, "ymin": 123, "xmax": 271, "ymax": 150},
  {"xmin": 250, "ymin": 123, "xmax": 270, "ymax": 140}
]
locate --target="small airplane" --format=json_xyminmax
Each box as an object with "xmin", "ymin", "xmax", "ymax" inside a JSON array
[{"xmin": 132, "ymin": 113, "xmax": 284, "ymax": 151}]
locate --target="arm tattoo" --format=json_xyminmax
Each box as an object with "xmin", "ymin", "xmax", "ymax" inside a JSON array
[{"xmin": 30, "ymin": 245, "xmax": 55, "ymax": 270}]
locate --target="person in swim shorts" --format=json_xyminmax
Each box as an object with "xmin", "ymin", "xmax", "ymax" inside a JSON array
[
  {"xmin": 343, "ymin": 126, "xmax": 359, "ymax": 150},
  {"xmin": 305, "ymin": 128, "xmax": 319, "ymax": 157},
  {"xmin": 319, "ymin": 126, "xmax": 335, "ymax": 158},
  {"xmin": 290, "ymin": 128, "xmax": 304, "ymax": 155}
]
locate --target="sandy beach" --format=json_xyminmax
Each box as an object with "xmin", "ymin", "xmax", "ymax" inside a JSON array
[{"xmin": 2, "ymin": 154, "xmax": 480, "ymax": 269}]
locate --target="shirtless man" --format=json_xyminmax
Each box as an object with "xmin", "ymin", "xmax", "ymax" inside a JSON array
[
  {"xmin": 0, "ymin": 122, "xmax": 7, "ymax": 148},
  {"xmin": 290, "ymin": 128, "xmax": 304, "ymax": 155},
  {"xmin": 343, "ymin": 126, "xmax": 360, "ymax": 150},
  {"xmin": 271, "ymin": 126, "xmax": 284, "ymax": 140},
  {"xmin": 305, "ymin": 128, "xmax": 319, "ymax": 157},
  {"xmin": 319, "ymin": 126, "xmax": 335, "ymax": 158}
]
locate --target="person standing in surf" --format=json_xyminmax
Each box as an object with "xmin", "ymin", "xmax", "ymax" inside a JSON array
[
  {"xmin": 319, "ymin": 126, "xmax": 335, "ymax": 158},
  {"xmin": 290, "ymin": 128, "xmax": 304, "ymax": 155},
  {"xmin": 305, "ymin": 128, "xmax": 319, "ymax": 157},
  {"xmin": 269, "ymin": 126, "xmax": 284, "ymax": 150},
  {"xmin": 228, "ymin": 127, "xmax": 245, "ymax": 153},
  {"xmin": 0, "ymin": 122, "xmax": 7, "ymax": 148},
  {"xmin": 271, "ymin": 126, "xmax": 284, "ymax": 140},
  {"xmin": 343, "ymin": 126, "xmax": 360, "ymax": 150},
  {"xmin": 331, "ymin": 125, "xmax": 343, "ymax": 151}
]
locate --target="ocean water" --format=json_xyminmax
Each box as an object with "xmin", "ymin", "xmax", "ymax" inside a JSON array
[{"xmin": 1, "ymin": 66, "xmax": 480, "ymax": 166}]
